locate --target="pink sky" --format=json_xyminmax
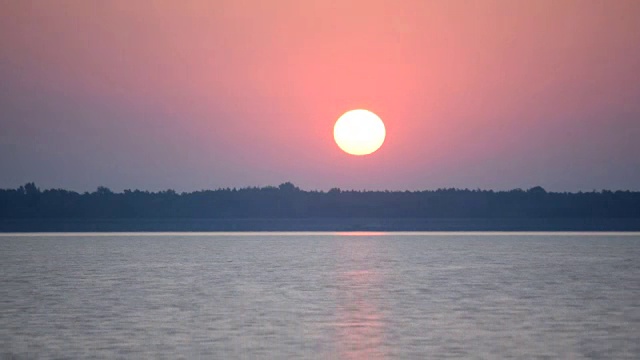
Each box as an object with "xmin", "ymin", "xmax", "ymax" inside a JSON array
[{"xmin": 1, "ymin": 0, "xmax": 639, "ymax": 191}]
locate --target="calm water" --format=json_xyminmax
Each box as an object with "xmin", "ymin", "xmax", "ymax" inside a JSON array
[{"xmin": 1, "ymin": 232, "xmax": 639, "ymax": 359}]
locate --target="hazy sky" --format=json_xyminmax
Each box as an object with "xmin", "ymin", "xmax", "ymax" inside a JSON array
[{"xmin": 1, "ymin": 0, "xmax": 639, "ymax": 192}]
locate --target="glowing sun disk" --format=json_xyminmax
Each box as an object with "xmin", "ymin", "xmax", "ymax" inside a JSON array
[{"xmin": 334, "ymin": 109, "xmax": 386, "ymax": 156}]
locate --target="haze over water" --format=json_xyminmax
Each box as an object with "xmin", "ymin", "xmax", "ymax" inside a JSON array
[{"xmin": 1, "ymin": 232, "xmax": 639, "ymax": 358}]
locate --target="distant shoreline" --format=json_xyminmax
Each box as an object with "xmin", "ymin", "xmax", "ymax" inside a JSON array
[{"xmin": 2, "ymin": 218, "xmax": 640, "ymax": 232}]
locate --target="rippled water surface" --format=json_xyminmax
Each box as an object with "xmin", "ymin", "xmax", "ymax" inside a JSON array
[{"xmin": 1, "ymin": 232, "xmax": 639, "ymax": 358}]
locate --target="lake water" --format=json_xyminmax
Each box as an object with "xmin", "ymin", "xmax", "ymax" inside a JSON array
[{"xmin": 1, "ymin": 232, "xmax": 639, "ymax": 358}]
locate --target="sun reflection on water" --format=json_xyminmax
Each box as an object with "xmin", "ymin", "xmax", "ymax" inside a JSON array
[{"xmin": 334, "ymin": 238, "xmax": 388, "ymax": 359}]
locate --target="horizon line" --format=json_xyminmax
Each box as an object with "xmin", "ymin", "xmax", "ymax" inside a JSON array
[{"xmin": 4, "ymin": 182, "xmax": 640, "ymax": 195}]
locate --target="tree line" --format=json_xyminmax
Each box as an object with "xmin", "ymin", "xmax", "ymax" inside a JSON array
[{"xmin": 1, "ymin": 182, "xmax": 639, "ymax": 219}]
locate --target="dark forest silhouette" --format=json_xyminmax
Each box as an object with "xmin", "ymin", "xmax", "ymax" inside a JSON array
[{"xmin": 2, "ymin": 182, "xmax": 640, "ymax": 219}]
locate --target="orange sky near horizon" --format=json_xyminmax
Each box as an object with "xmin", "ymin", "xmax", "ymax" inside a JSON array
[{"xmin": 1, "ymin": 0, "xmax": 639, "ymax": 191}]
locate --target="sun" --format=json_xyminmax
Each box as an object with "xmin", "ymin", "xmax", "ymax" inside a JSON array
[{"xmin": 334, "ymin": 109, "xmax": 386, "ymax": 156}]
